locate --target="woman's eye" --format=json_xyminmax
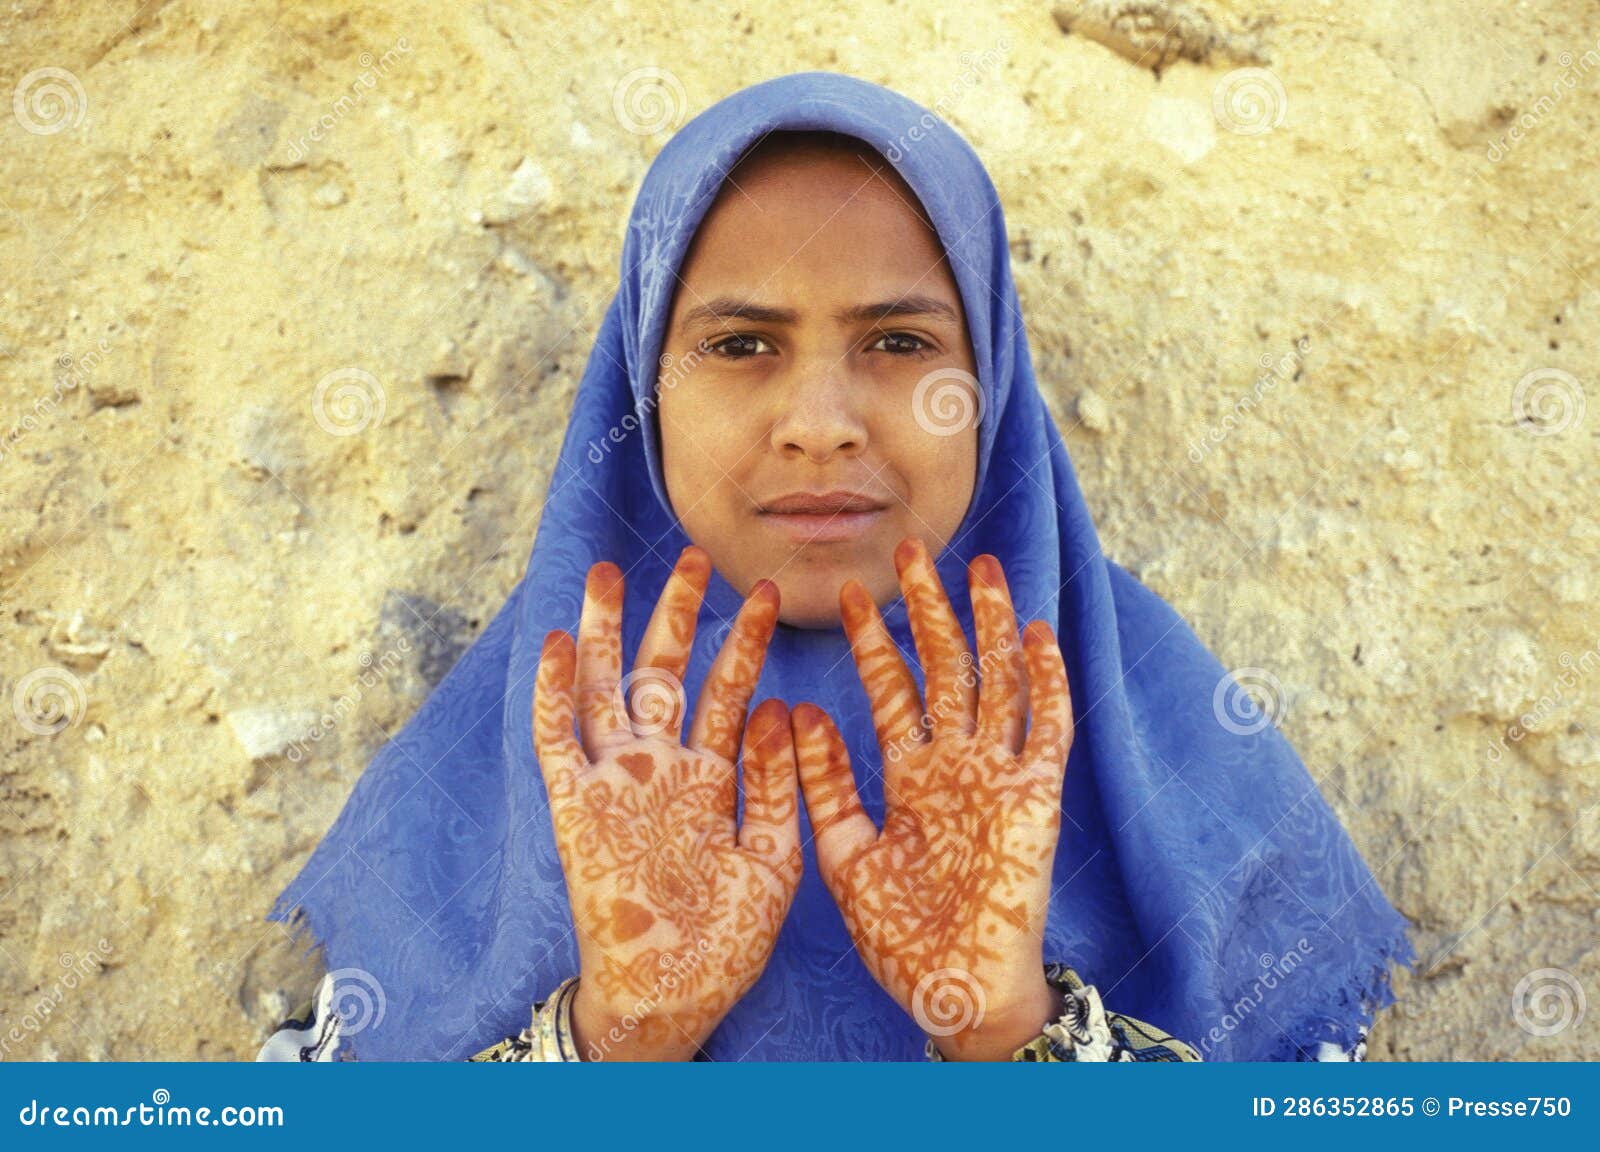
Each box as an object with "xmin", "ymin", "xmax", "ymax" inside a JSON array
[
  {"xmin": 704, "ymin": 333, "xmax": 770, "ymax": 359},
  {"xmin": 700, "ymin": 331, "xmax": 935, "ymax": 360},
  {"xmin": 870, "ymin": 331, "xmax": 935, "ymax": 357}
]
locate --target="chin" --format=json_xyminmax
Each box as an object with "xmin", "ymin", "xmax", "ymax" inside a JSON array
[{"xmin": 775, "ymin": 601, "xmax": 844, "ymax": 630}]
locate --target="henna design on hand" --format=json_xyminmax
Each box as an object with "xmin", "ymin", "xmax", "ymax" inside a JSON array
[
  {"xmin": 792, "ymin": 535, "xmax": 1075, "ymax": 1051},
  {"xmin": 533, "ymin": 546, "xmax": 804, "ymax": 1058}
]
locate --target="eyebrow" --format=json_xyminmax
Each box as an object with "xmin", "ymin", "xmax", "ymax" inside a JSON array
[{"xmin": 675, "ymin": 293, "xmax": 962, "ymax": 335}]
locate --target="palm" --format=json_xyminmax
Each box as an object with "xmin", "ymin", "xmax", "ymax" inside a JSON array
[
  {"xmin": 533, "ymin": 546, "xmax": 803, "ymax": 1055},
  {"xmin": 824, "ymin": 735, "xmax": 1061, "ymax": 1018},
  {"xmin": 793, "ymin": 537, "xmax": 1074, "ymax": 1036},
  {"xmin": 554, "ymin": 738, "xmax": 797, "ymax": 1021}
]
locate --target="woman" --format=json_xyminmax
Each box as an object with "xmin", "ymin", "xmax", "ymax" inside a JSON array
[{"xmin": 257, "ymin": 71, "xmax": 1414, "ymax": 1062}]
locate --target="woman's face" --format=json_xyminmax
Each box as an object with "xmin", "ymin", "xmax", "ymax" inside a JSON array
[{"xmin": 656, "ymin": 138, "xmax": 980, "ymax": 629}]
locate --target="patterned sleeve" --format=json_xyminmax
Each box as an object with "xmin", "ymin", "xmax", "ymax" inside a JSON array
[
  {"xmin": 467, "ymin": 975, "xmax": 582, "ymax": 1062},
  {"xmin": 924, "ymin": 962, "xmax": 1202, "ymax": 1062},
  {"xmin": 254, "ymin": 972, "xmax": 580, "ymax": 1062},
  {"xmin": 254, "ymin": 971, "xmax": 345, "ymax": 1061}
]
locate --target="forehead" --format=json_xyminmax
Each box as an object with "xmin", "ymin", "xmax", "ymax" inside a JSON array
[{"xmin": 676, "ymin": 141, "xmax": 952, "ymax": 299}]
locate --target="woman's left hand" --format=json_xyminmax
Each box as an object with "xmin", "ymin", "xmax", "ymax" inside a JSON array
[{"xmin": 792, "ymin": 535, "xmax": 1075, "ymax": 1060}]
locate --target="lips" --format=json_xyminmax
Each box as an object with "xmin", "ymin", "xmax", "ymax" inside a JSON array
[
  {"xmin": 760, "ymin": 491, "xmax": 890, "ymax": 515},
  {"xmin": 758, "ymin": 490, "xmax": 891, "ymax": 544}
]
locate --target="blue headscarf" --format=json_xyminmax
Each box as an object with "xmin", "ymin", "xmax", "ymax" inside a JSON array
[{"xmin": 268, "ymin": 70, "xmax": 1415, "ymax": 1061}]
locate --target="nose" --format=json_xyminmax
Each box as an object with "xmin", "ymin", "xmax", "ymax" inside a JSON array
[{"xmin": 769, "ymin": 362, "xmax": 868, "ymax": 463}]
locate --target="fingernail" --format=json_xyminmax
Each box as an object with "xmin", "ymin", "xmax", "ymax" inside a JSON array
[
  {"xmin": 759, "ymin": 699, "xmax": 790, "ymax": 743},
  {"xmin": 678, "ymin": 546, "xmax": 711, "ymax": 580},
  {"xmin": 971, "ymin": 554, "xmax": 1003, "ymax": 587},
  {"xmin": 840, "ymin": 580, "xmax": 870, "ymax": 620},
  {"xmin": 587, "ymin": 561, "xmax": 623, "ymax": 600}
]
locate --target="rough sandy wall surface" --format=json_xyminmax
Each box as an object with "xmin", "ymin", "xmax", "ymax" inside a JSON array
[{"xmin": 1, "ymin": 0, "xmax": 1595, "ymax": 1060}]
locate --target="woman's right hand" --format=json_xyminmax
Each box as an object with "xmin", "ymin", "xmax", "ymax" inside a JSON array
[{"xmin": 532, "ymin": 545, "xmax": 803, "ymax": 1060}]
